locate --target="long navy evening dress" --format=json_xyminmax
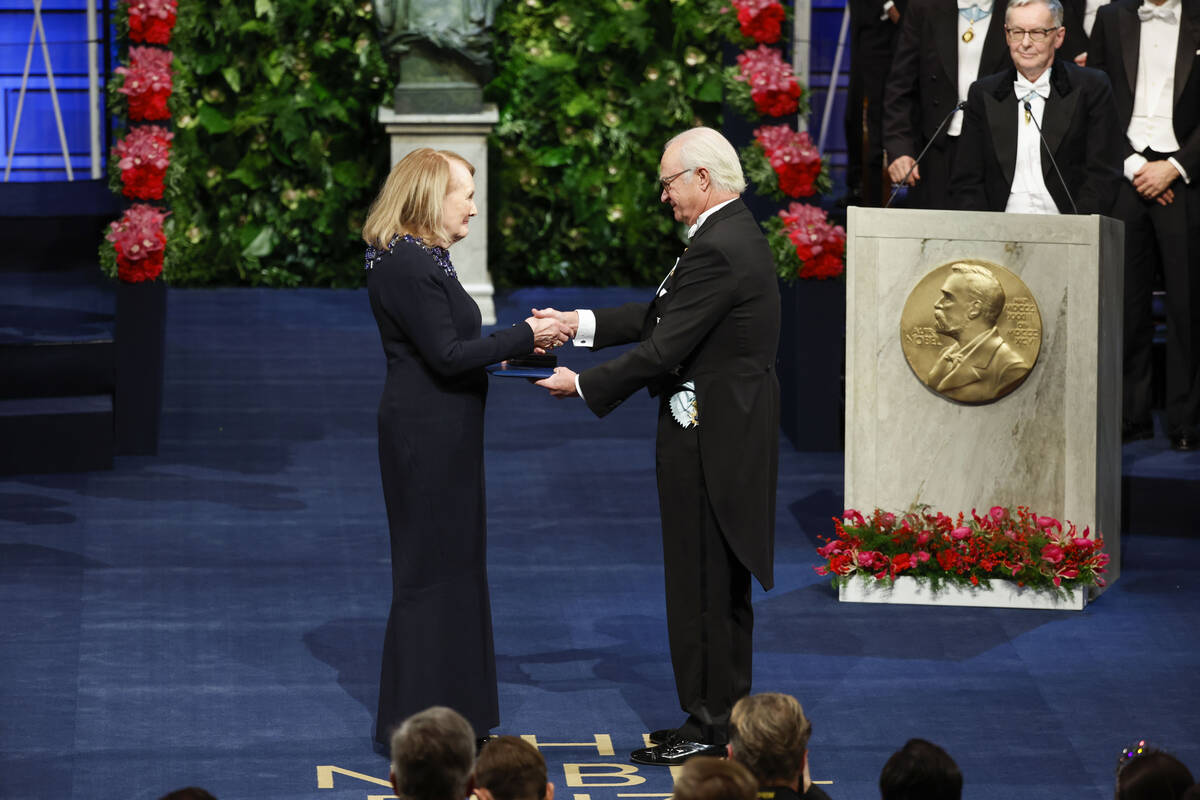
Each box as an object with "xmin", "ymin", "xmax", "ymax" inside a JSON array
[{"xmin": 366, "ymin": 235, "xmax": 533, "ymax": 746}]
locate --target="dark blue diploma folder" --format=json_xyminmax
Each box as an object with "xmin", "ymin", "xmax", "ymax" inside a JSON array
[{"xmin": 486, "ymin": 362, "xmax": 555, "ymax": 379}]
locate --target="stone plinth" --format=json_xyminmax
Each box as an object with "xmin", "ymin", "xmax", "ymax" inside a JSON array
[
  {"xmin": 378, "ymin": 105, "xmax": 499, "ymax": 324},
  {"xmin": 845, "ymin": 208, "xmax": 1125, "ymax": 598}
]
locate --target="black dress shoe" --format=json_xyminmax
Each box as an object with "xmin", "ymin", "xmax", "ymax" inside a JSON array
[
  {"xmin": 1171, "ymin": 434, "xmax": 1196, "ymax": 451},
  {"xmin": 630, "ymin": 739, "xmax": 725, "ymax": 766},
  {"xmin": 648, "ymin": 728, "xmax": 676, "ymax": 745}
]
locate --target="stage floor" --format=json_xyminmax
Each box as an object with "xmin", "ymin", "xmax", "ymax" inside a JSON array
[{"xmin": 1, "ymin": 287, "xmax": 1197, "ymax": 800}]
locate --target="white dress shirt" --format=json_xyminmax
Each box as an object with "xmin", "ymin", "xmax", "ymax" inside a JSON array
[
  {"xmin": 1124, "ymin": 0, "xmax": 1190, "ymax": 183},
  {"xmin": 951, "ymin": 0, "xmax": 995, "ymax": 136},
  {"xmin": 1084, "ymin": 0, "xmax": 1107, "ymax": 36},
  {"xmin": 1006, "ymin": 69, "xmax": 1059, "ymax": 214}
]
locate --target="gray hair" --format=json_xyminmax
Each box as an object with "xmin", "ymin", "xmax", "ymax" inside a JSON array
[
  {"xmin": 664, "ymin": 127, "xmax": 747, "ymax": 194},
  {"xmin": 390, "ymin": 706, "xmax": 476, "ymax": 800},
  {"xmin": 1005, "ymin": 0, "xmax": 1064, "ymax": 28},
  {"xmin": 951, "ymin": 263, "xmax": 1006, "ymax": 325}
]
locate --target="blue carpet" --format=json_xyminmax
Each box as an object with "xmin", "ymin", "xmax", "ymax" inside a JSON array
[{"xmin": 1, "ymin": 287, "xmax": 1198, "ymax": 800}]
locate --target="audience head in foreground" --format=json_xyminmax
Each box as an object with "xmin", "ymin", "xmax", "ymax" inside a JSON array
[
  {"xmin": 879, "ymin": 738, "xmax": 962, "ymax": 800},
  {"xmin": 1116, "ymin": 743, "xmax": 1195, "ymax": 800},
  {"xmin": 390, "ymin": 706, "xmax": 477, "ymax": 800},
  {"xmin": 728, "ymin": 692, "xmax": 813, "ymax": 790},
  {"xmin": 474, "ymin": 736, "xmax": 554, "ymax": 800},
  {"xmin": 158, "ymin": 790, "xmax": 217, "ymax": 800},
  {"xmin": 672, "ymin": 756, "xmax": 759, "ymax": 800}
]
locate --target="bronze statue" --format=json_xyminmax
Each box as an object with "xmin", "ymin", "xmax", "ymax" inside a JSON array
[{"xmin": 374, "ymin": 0, "xmax": 498, "ymax": 111}]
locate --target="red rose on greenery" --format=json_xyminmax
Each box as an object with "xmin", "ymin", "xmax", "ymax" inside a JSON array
[
  {"xmin": 115, "ymin": 46, "xmax": 173, "ymax": 121},
  {"xmin": 1041, "ymin": 544, "xmax": 1065, "ymax": 565},
  {"xmin": 735, "ymin": 45, "xmax": 802, "ymax": 117},
  {"xmin": 126, "ymin": 0, "xmax": 177, "ymax": 44},
  {"xmin": 775, "ymin": 202, "xmax": 846, "ymax": 279},
  {"xmin": 114, "ymin": 124, "xmax": 172, "ymax": 200},
  {"xmin": 106, "ymin": 203, "xmax": 169, "ymax": 282},
  {"xmin": 733, "ymin": 0, "xmax": 786, "ymax": 43}
]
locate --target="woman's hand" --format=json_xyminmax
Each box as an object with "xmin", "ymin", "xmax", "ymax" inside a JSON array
[
  {"xmin": 525, "ymin": 316, "xmax": 571, "ymax": 353},
  {"xmin": 531, "ymin": 307, "xmax": 580, "ymax": 338}
]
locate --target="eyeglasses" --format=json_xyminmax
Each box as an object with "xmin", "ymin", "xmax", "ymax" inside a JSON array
[
  {"xmin": 1004, "ymin": 25, "xmax": 1059, "ymax": 42},
  {"xmin": 659, "ymin": 168, "xmax": 692, "ymax": 190}
]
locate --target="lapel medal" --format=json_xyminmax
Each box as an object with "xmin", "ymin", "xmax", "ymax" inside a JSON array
[{"xmin": 669, "ymin": 381, "xmax": 699, "ymax": 429}]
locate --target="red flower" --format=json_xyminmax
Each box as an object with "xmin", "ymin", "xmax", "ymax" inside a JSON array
[
  {"xmin": 733, "ymin": 0, "xmax": 786, "ymax": 43},
  {"xmin": 951, "ymin": 526, "xmax": 971, "ymax": 540},
  {"xmin": 734, "ymin": 46, "xmax": 803, "ymax": 117},
  {"xmin": 843, "ymin": 508, "xmax": 866, "ymax": 527},
  {"xmin": 126, "ymin": 0, "xmax": 177, "ymax": 44},
  {"xmin": 773, "ymin": 202, "xmax": 846, "ymax": 279},
  {"xmin": 1041, "ymin": 544, "xmax": 1065, "ymax": 565},
  {"xmin": 114, "ymin": 124, "xmax": 172, "ymax": 200},
  {"xmin": 106, "ymin": 203, "xmax": 170, "ymax": 282},
  {"xmin": 115, "ymin": 46, "xmax": 173, "ymax": 121}
]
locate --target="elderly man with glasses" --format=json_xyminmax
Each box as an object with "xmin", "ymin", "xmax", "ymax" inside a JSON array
[
  {"xmin": 949, "ymin": 0, "xmax": 1123, "ymax": 214},
  {"xmin": 531, "ymin": 127, "xmax": 781, "ymax": 767}
]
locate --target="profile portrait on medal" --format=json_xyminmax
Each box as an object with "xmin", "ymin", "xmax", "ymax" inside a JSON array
[{"xmin": 900, "ymin": 260, "xmax": 1041, "ymax": 404}]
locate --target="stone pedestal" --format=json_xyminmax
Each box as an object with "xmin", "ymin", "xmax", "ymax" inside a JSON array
[
  {"xmin": 845, "ymin": 208, "xmax": 1125, "ymax": 598},
  {"xmin": 378, "ymin": 105, "xmax": 499, "ymax": 324}
]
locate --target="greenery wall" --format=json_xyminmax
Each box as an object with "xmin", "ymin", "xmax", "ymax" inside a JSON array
[
  {"xmin": 486, "ymin": 0, "xmax": 732, "ymax": 286},
  {"xmin": 151, "ymin": 0, "xmax": 733, "ymax": 287},
  {"xmin": 165, "ymin": 0, "xmax": 390, "ymax": 287}
]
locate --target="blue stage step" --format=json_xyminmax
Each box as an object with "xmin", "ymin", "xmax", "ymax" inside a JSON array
[{"xmin": 0, "ymin": 394, "xmax": 114, "ymax": 474}]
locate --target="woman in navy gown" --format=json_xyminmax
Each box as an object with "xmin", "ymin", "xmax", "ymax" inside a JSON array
[{"xmin": 362, "ymin": 148, "xmax": 568, "ymax": 750}]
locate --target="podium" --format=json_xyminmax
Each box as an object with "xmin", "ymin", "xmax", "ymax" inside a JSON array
[{"xmin": 844, "ymin": 208, "xmax": 1124, "ymax": 603}]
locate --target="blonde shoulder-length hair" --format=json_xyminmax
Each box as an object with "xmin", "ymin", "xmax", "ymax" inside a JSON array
[{"xmin": 362, "ymin": 147, "xmax": 475, "ymax": 249}]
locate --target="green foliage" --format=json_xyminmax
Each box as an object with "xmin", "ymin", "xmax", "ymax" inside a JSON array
[
  {"xmin": 166, "ymin": 0, "xmax": 391, "ymax": 286},
  {"xmin": 762, "ymin": 214, "xmax": 798, "ymax": 279},
  {"xmin": 487, "ymin": 0, "xmax": 731, "ymax": 286}
]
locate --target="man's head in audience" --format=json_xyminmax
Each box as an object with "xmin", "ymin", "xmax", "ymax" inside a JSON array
[
  {"xmin": 728, "ymin": 692, "xmax": 813, "ymax": 790},
  {"xmin": 390, "ymin": 706, "xmax": 477, "ymax": 800},
  {"xmin": 1116, "ymin": 746, "xmax": 1194, "ymax": 800},
  {"xmin": 474, "ymin": 736, "xmax": 554, "ymax": 800},
  {"xmin": 671, "ymin": 756, "xmax": 758, "ymax": 800},
  {"xmin": 879, "ymin": 739, "xmax": 962, "ymax": 800}
]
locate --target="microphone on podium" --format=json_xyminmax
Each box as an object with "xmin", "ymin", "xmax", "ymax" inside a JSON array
[
  {"xmin": 885, "ymin": 101, "xmax": 967, "ymax": 209},
  {"xmin": 1024, "ymin": 98, "xmax": 1079, "ymax": 215}
]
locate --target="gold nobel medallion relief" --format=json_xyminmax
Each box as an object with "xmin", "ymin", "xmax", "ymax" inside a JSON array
[{"xmin": 900, "ymin": 259, "xmax": 1041, "ymax": 404}]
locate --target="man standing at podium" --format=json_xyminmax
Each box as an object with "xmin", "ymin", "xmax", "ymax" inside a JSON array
[
  {"xmin": 1089, "ymin": 0, "xmax": 1200, "ymax": 450},
  {"xmin": 950, "ymin": 0, "xmax": 1122, "ymax": 214}
]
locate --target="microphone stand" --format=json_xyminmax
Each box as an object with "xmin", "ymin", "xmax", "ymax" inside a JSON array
[
  {"xmin": 885, "ymin": 101, "xmax": 967, "ymax": 209},
  {"xmin": 1024, "ymin": 98, "xmax": 1079, "ymax": 214}
]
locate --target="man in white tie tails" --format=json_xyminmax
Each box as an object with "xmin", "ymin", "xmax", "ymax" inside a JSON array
[
  {"xmin": 950, "ymin": 0, "xmax": 1123, "ymax": 213},
  {"xmin": 1089, "ymin": 0, "xmax": 1200, "ymax": 450}
]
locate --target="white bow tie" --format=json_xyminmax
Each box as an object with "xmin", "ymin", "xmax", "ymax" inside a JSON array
[
  {"xmin": 1137, "ymin": 3, "xmax": 1177, "ymax": 23},
  {"xmin": 1014, "ymin": 73, "xmax": 1051, "ymax": 101}
]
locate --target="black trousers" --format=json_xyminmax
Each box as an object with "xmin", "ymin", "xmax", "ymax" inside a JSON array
[
  {"xmin": 655, "ymin": 404, "xmax": 753, "ymax": 746},
  {"xmin": 845, "ymin": 17, "xmax": 898, "ymax": 206},
  {"xmin": 1113, "ymin": 169, "xmax": 1200, "ymax": 437}
]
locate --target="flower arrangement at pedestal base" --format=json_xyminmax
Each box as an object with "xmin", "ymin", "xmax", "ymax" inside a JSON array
[{"xmin": 816, "ymin": 505, "xmax": 1109, "ymax": 599}]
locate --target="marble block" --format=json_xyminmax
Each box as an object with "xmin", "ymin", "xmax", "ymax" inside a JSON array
[
  {"xmin": 378, "ymin": 105, "xmax": 500, "ymax": 324},
  {"xmin": 845, "ymin": 207, "xmax": 1124, "ymax": 597}
]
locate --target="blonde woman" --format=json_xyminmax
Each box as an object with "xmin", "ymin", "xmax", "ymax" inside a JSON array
[{"xmin": 362, "ymin": 148, "xmax": 568, "ymax": 752}]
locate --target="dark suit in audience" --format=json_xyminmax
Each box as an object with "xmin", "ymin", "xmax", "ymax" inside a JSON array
[
  {"xmin": 1089, "ymin": 0, "xmax": 1200, "ymax": 449},
  {"xmin": 884, "ymin": 0, "xmax": 1012, "ymax": 208},
  {"xmin": 951, "ymin": 60, "xmax": 1122, "ymax": 213},
  {"xmin": 845, "ymin": 0, "xmax": 907, "ymax": 205}
]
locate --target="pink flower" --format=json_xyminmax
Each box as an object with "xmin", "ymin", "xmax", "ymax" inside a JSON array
[
  {"xmin": 1041, "ymin": 544, "xmax": 1065, "ymax": 564},
  {"xmin": 843, "ymin": 509, "xmax": 866, "ymax": 527},
  {"xmin": 914, "ymin": 550, "xmax": 931, "ymax": 563},
  {"xmin": 989, "ymin": 506, "xmax": 1007, "ymax": 522},
  {"xmin": 916, "ymin": 530, "xmax": 932, "ymax": 545},
  {"xmin": 882, "ymin": 512, "xmax": 896, "ymax": 526},
  {"xmin": 814, "ymin": 565, "xmax": 829, "ymax": 576},
  {"xmin": 1072, "ymin": 537, "xmax": 1094, "ymax": 549},
  {"xmin": 951, "ymin": 526, "xmax": 972, "ymax": 540},
  {"xmin": 1037, "ymin": 516, "xmax": 1061, "ymax": 531},
  {"xmin": 857, "ymin": 552, "xmax": 876, "ymax": 567}
]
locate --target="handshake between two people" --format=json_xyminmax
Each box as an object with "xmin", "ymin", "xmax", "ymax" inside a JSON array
[{"xmin": 521, "ymin": 307, "xmax": 581, "ymax": 398}]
